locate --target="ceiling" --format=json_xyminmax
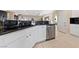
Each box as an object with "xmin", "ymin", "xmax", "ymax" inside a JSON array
[{"xmin": 8, "ymin": 10, "xmax": 54, "ymax": 16}]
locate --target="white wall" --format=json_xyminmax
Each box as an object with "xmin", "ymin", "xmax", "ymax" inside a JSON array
[
  {"xmin": 42, "ymin": 13, "xmax": 53, "ymax": 21},
  {"xmin": 40, "ymin": 10, "xmax": 54, "ymax": 15},
  {"xmin": 18, "ymin": 15, "xmax": 42, "ymax": 21},
  {"xmin": 7, "ymin": 10, "xmax": 42, "ymax": 21},
  {"xmin": 40, "ymin": 11, "xmax": 54, "ymax": 20},
  {"xmin": 57, "ymin": 10, "xmax": 79, "ymax": 37},
  {"xmin": 72, "ymin": 10, "xmax": 79, "ymax": 17},
  {"xmin": 7, "ymin": 11, "xmax": 15, "ymax": 20}
]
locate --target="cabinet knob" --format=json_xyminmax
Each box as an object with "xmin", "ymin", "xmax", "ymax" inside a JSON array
[
  {"xmin": 26, "ymin": 36, "xmax": 28, "ymax": 38},
  {"xmin": 29, "ymin": 34, "xmax": 31, "ymax": 36}
]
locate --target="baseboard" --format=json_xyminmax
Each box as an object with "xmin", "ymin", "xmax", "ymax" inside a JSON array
[
  {"xmin": 32, "ymin": 40, "xmax": 46, "ymax": 48},
  {"xmin": 46, "ymin": 37, "xmax": 55, "ymax": 41},
  {"xmin": 70, "ymin": 33, "xmax": 79, "ymax": 38},
  {"xmin": 32, "ymin": 38, "xmax": 55, "ymax": 48}
]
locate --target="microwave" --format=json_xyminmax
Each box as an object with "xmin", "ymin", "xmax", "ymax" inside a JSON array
[{"xmin": 70, "ymin": 17, "xmax": 79, "ymax": 24}]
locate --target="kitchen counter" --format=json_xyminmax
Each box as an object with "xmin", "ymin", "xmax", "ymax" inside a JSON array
[
  {"xmin": 0, "ymin": 25, "xmax": 34, "ymax": 35},
  {"xmin": 0, "ymin": 24, "xmax": 55, "ymax": 48},
  {"xmin": 0, "ymin": 24, "xmax": 55, "ymax": 36}
]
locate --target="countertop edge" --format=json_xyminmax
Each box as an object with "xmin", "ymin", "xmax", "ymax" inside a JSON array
[{"xmin": 0, "ymin": 24, "xmax": 55, "ymax": 36}]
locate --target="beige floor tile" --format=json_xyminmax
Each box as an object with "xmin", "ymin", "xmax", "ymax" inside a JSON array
[{"xmin": 34, "ymin": 31, "xmax": 79, "ymax": 48}]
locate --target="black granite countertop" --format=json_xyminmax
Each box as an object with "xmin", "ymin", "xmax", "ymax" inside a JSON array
[{"xmin": 0, "ymin": 24, "xmax": 55, "ymax": 36}]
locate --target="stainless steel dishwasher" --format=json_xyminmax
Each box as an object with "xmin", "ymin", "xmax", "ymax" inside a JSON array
[{"xmin": 46, "ymin": 24, "xmax": 55, "ymax": 41}]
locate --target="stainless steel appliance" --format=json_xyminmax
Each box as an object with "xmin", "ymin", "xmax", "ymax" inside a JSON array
[
  {"xmin": 46, "ymin": 24, "xmax": 55, "ymax": 41},
  {"xmin": 70, "ymin": 17, "xmax": 79, "ymax": 24}
]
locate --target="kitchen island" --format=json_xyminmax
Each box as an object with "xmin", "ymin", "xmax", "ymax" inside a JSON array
[{"xmin": 0, "ymin": 24, "xmax": 55, "ymax": 48}]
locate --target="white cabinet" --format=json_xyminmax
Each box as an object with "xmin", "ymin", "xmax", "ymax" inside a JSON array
[
  {"xmin": 0, "ymin": 25, "xmax": 47, "ymax": 48},
  {"xmin": 34, "ymin": 25, "xmax": 46, "ymax": 42},
  {"xmin": 26, "ymin": 25, "xmax": 46, "ymax": 44},
  {"xmin": 4, "ymin": 29, "xmax": 26, "ymax": 44},
  {"xmin": 0, "ymin": 36, "xmax": 7, "ymax": 48},
  {"xmin": 24, "ymin": 25, "xmax": 46, "ymax": 47},
  {"xmin": 7, "ymin": 28, "xmax": 34, "ymax": 48},
  {"xmin": 7, "ymin": 38, "xmax": 23, "ymax": 48},
  {"xmin": 6, "ymin": 30, "xmax": 27, "ymax": 48},
  {"xmin": 22, "ymin": 28, "xmax": 35, "ymax": 48},
  {"xmin": 7, "ymin": 35, "xmax": 27, "ymax": 48},
  {"xmin": 70, "ymin": 24, "xmax": 79, "ymax": 36}
]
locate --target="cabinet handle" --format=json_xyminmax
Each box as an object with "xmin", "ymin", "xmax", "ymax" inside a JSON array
[
  {"xmin": 29, "ymin": 34, "xmax": 31, "ymax": 36},
  {"xmin": 26, "ymin": 34, "xmax": 31, "ymax": 38},
  {"xmin": 26, "ymin": 36, "xmax": 28, "ymax": 38}
]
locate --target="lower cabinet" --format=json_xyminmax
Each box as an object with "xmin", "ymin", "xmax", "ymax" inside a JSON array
[
  {"xmin": 26, "ymin": 25, "xmax": 46, "ymax": 44},
  {"xmin": 7, "ymin": 39, "xmax": 23, "ymax": 48},
  {"xmin": 34, "ymin": 25, "xmax": 46, "ymax": 42},
  {"xmin": 7, "ymin": 37, "xmax": 33, "ymax": 48},
  {"xmin": 70, "ymin": 24, "xmax": 79, "ymax": 36},
  {"xmin": 0, "ymin": 25, "xmax": 47, "ymax": 48},
  {"xmin": 0, "ymin": 37, "xmax": 7, "ymax": 48},
  {"xmin": 7, "ymin": 33, "xmax": 36, "ymax": 48}
]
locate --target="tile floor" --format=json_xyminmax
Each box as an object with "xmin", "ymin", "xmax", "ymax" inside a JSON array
[{"xmin": 34, "ymin": 30, "xmax": 79, "ymax": 48}]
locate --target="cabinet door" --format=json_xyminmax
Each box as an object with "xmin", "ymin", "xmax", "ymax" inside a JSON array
[
  {"xmin": 24, "ymin": 26, "xmax": 46, "ymax": 47},
  {"xmin": 7, "ymin": 28, "xmax": 35, "ymax": 48},
  {"xmin": 28, "ymin": 27, "xmax": 37, "ymax": 43},
  {"xmin": 7, "ymin": 36, "xmax": 27, "ymax": 48},
  {"xmin": 25, "ymin": 28, "xmax": 36, "ymax": 47},
  {"xmin": 7, "ymin": 29, "xmax": 27, "ymax": 48},
  {"xmin": 33, "ymin": 25, "xmax": 46, "ymax": 42},
  {"xmin": 7, "ymin": 25, "xmax": 46, "ymax": 48},
  {"xmin": 0, "ymin": 36, "xmax": 7, "ymax": 48},
  {"xmin": 70, "ymin": 24, "xmax": 79, "ymax": 36},
  {"xmin": 4, "ymin": 29, "xmax": 26, "ymax": 44},
  {"xmin": 19, "ymin": 32, "xmax": 35, "ymax": 48},
  {"xmin": 7, "ymin": 39, "xmax": 21, "ymax": 48},
  {"xmin": 38, "ymin": 25, "xmax": 46, "ymax": 41},
  {"xmin": 25, "ymin": 36, "xmax": 35, "ymax": 48}
]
